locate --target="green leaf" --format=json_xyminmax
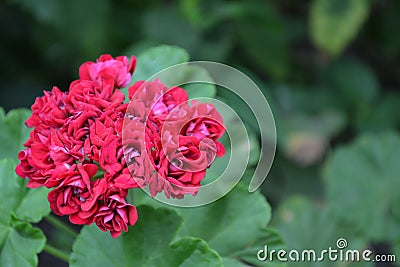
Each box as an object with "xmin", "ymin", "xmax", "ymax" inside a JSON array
[
  {"xmin": 169, "ymin": 237, "xmax": 222, "ymax": 267},
  {"xmin": 176, "ymin": 185, "xmax": 271, "ymax": 254},
  {"xmin": 326, "ymin": 58, "xmax": 379, "ymax": 108},
  {"xmin": 324, "ymin": 132, "xmax": 400, "ymax": 242},
  {"xmin": 355, "ymin": 92, "xmax": 400, "ymax": 132},
  {"xmin": 128, "ymin": 187, "xmax": 283, "ymax": 265},
  {"xmin": 225, "ymin": 228, "xmax": 287, "ymax": 267},
  {"xmin": 0, "ymin": 209, "xmax": 46, "ymax": 267},
  {"xmin": 310, "ymin": 0, "xmax": 370, "ymax": 55},
  {"xmin": 130, "ymin": 45, "xmax": 190, "ymax": 83},
  {"xmin": 221, "ymin": 258, "xmax": 244, "ymax": 267},
  {"xmin": 0, "ymin": 108, "xmax": 31, "ymax": 160},
  {"xmin": 272, "ymin": 85, "xmax": 340, "ymax": 115},
  {"xmin": 179, "ymin": 66, "xmax": 216, "ymax": 99},
  {"xmin": 0, "ymin": 159, "xmax": 50, "ymax": 223},
  {"xmin": 125, "ymin": 45, "xmax": 216, "ymax": 99},
  {"xmin": 133, "ymin": 185, "xmax": 284, "ymax": 266},
  {"xmin": 247, "ymin": 129, "xmax": 261, "ymax": 167},
  {"xmin": 0, "ymin": 113, "xmax": 48, "ymax": 267},
  {"xmin": 70, "ymin": 206, "xmax": 222, "ymax": 267},
  {"xmin": 274, "ymin": 197, "xmax": 372, "ymax": 267},
  {"xmin": 176, "ymin": 186, "xmax": 286, "ymax": 266}
]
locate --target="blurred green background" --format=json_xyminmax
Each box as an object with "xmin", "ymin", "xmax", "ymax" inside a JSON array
[{"xmin": 1, "ymin": 0, "xmax": 399, "ymax": 266}]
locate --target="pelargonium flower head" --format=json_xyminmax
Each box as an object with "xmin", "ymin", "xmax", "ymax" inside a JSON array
[
  {"xmin": 124, "ymin": 79, "xmax": 226, "ymax": 199},
  {"xmin": 25, "ymin": 86, "xmax": 71, "ymax": 129},
  {"xmin": 94, "ymin": 188, "xmax": 138, "ymax": 238},
  {"xmin": 47, "ymin": 164, "xmax": 98, "ymax": 224},
  {"xmin": 16, "ymin": 53, "xmax": 226, "ymax": 237}
]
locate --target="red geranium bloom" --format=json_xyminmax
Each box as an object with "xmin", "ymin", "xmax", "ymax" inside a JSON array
[
  {"xmin": 25, "ymin": 86, "xmax": 71, "ymax": 129},
  {"xmin": 48, "ymin": 164, "xmax": 99, "ymax": 224},
  {"xmin": 16, "ymin": 54, "xmax": 225, "ymax": 237},
  {"xmin": 79, "ymin": 54, "xmax": 136, "ymax": 88},
  {"xmin": 124, "ymin": 79, "xmax": 225, "ymax": 199},
  {"xmin": 94, "ymin": 188, "xmax": 138, "ymax": 238}
]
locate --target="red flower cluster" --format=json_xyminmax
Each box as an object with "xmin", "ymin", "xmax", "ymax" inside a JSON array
[
  {"xmin": 124, "ymin": 80, "xmax": 225, "ymax": 198},
  {"xmin": 16, "ymin": 54, "xmax": 225, "ymax": 237}
]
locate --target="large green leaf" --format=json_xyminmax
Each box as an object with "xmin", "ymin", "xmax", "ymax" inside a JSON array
[
  {"xmin": 133, "ymin": 185, "xmax": 285, "ymax": 266},
  {"xmin": 177, "ymin": 66, "xmax": 216, "ymax": 99},
  {"xmin": 130, "ymin": 45, "xmax": 190, "ymax": 83},
  {"xmin": 222, "ymin": 228, "xmax": 286, "ymax": 267},
  {"xmin": 324, "ymin": 132, "xmax": 400, "ymax": 242},
  {"xmin": 310, "ymin": 0, "xmax": 370, "ymax": 55},
  {"xmin": 0, "ymin": 159, "xmax": 50, "ymax": 223},
  {"xmin": 176, "ymin": 185, "xmax": 270, "ymax": 254},
  {"xmin": 0, "ymin": 213, "xmax": 46, "ymax": 267},
  {"xmin": 0, "ymin": 110, "xmax": 48, "ymax": 267},
  {"xmin": 176, "ymin": 186, "xmax": 285, "ymax": 267},
  {"xmin": 125, "ymin": 45, "xmax": 216, "ymax": 99},
  {"xmin": 274, "ymin": 197, "xmax": 372, "ymax": 267},
  {"xmin": 70, "ymin": 206, "xmax": 222, "ymax": 267},
  {"xmin": 0, "ymin": 108, "xmax": 31, "ymax": 160},
  {"xmin": 168, "ymin": 237, "xmax": 222, "ymax": 267}
]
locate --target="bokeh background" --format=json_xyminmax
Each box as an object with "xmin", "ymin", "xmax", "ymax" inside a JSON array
[{"xmin": 1, "ymin": 0, "xmax": 399, "ymax": 266}]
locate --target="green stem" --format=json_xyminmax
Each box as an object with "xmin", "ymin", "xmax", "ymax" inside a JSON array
[
  {"xmin": 92, "ymin": 171, "xmax": 105, "ymax": 181},
  {"xmin": 45, "ymin": 214, "xmax": 78, "ymax": 238},
  {"xmin": 43, "ymin": 244, "xmax": 70, "ymax": 262}
]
